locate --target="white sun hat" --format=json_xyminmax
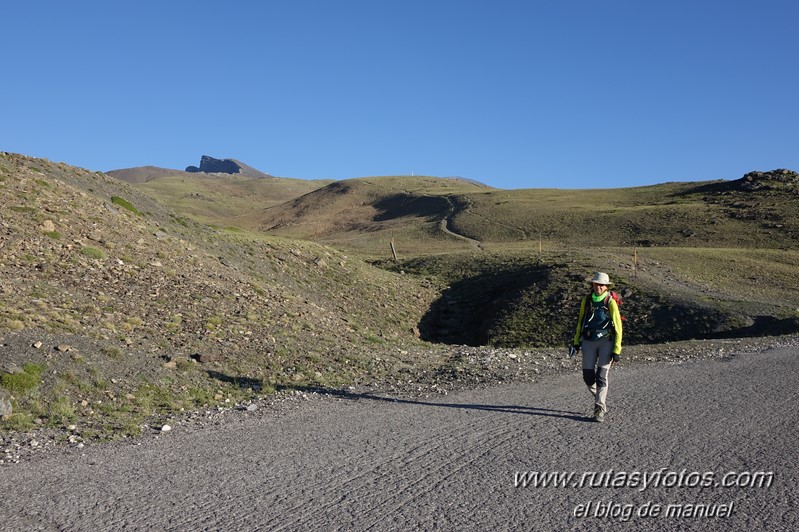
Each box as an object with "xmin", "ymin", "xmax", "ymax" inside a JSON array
[{"xmin": 590, "ymin": 272, "xmax": 613, "ymax": 286}]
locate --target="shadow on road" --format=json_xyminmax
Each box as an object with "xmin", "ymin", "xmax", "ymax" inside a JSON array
[{"xmin": 277, "ymin": 385, "xmax": 591, "ymax": 422}]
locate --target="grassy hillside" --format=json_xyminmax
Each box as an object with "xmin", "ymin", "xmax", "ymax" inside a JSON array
[
  {"xmin": 196, "ymin": 169, "xmax": 798, "ymax": 257},
  {"xmin": 5, "ymin": 153, "xmax": 797, "ymax": 444},
  {"xmin": 448, "ymin": 175, "xmax": 799, "ymax": 249},
  {"xmin": 122, "ymin": 163, "xmax": 799, "ymax": 348},
  {"xmin": 131, "ymin": 173, "xmax": 333, "ymax": 229},
  {"xmin": 256, "ymin": 176, "xmax": 493, "ymax": 256},
  {"xmin": 0, "ymin": 153, "xmax": 439, "ymax": 436}
]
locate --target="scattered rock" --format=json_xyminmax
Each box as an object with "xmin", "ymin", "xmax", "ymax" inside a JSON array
[
  {"xmin": 0, "ymin": 363, "xmax": 23, "ymax": 375},
  {"xmin": 0, "ymin": 395, "xmax": 12, "ymax": 420},
  {"xmin": 161, "ymin": 425, "xmax": 172, "ymax": 432},
  {"xmin": 32, "ymin": 341, "xmax": 43, "ymax": 349},
  {"xmin": 55, "ymin": 344, "xmax": 72, "ymax": 353}
]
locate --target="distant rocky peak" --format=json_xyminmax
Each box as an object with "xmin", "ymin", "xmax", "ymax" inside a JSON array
[{"xmin": 186, "ymin": 155, "xmax": 243, "ymax": 174}]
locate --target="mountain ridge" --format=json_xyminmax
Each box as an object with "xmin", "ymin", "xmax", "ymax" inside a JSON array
[{"xmin": 108, "ymin": 155, "xmax": 273, "ymax": 184}]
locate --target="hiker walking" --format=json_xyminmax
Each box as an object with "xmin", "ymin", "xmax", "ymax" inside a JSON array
[{"xmin": 571, "ymin": 272, "xmax": 623, "ymax": 422}]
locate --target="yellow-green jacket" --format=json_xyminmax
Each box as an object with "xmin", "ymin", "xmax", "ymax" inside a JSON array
[{"xmin": 573, "ymin": 292, "xmax": 623, "ymax": 355}]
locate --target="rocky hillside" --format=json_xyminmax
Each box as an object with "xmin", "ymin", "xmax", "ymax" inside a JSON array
[{"xmin": 0, "ymin": 152, "xmax": 444, "ymax": 438}]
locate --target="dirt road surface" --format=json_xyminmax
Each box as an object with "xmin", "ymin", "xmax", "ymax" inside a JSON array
[{"xmin": 1, "ymin": 345, "xmax": 796, "ymax": 531}]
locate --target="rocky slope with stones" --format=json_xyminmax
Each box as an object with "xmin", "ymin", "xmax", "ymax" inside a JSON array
[{"xmin": 0, "ymin": 152, "xmax": 451, "ymax": 453}]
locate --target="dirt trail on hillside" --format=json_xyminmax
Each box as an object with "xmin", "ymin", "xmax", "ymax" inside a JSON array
[
  {"xmin": 1, "ymin": 345, "xmax": 797, "ymax": 531},
  {"xmin": 440, "ymin": 196, "xmax": 483, "ymax": 249}
]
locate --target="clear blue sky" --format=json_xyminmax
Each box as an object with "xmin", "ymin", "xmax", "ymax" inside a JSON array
[{"xmin": 2, "ymin": 1, "xmax": 797, "ymax": 189}]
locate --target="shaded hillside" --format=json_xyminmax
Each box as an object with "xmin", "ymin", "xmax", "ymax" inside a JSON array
[{"xmin": 377, "ymin": 249, "xmax": 799, "ymax": 347}]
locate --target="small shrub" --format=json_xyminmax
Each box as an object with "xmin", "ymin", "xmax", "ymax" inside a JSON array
[
  {"xmin": 48, "ymin": 397, "xmax": 76, "ymax": 426},
  {"xmin": 176, "ymin": 359, "xmax": 194, "ymax": 372},
  {"xmin": 111, "ymin": 196, "xmax": 142, "ymax": 215},
  {"xmin": 100, "ymin": 346, "xmax": 122, "ymax": 359},
  {"xmin": 80, "ymin": 246, "xmax": 106, "ymax": 260},
  {"xmin": 0, "ymin": 363, "xmax": 44, "ymax": 394},
  {"xmin": 120, "ymin": 419, "xmax": 142, "ymax": 437},
  {"xmin": 1, "ymin": 319, "xmax": 25, "ymax": 331},
  {"xmin": 205, "ymin": 315, "xmax": 223, "ymax": 330},
  {"xmin": 2, "ymin": 412, "xmax": 35, "ymax": 431},
  {"xmin": 188, "ymin": 386, "xmax": 215, "ymax": 407},
  {"xmin": 44, "ymin": 231, "xmax": 61, "ymax": 240},
  {"xmin": 363, "ymin": 333, "xmax": 385, "ymax": 345},
  {"xmin": 121, "ymin": 316, "xmax": 144, "ymax": 332}
]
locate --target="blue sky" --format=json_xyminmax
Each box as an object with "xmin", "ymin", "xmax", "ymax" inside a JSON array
[{"xmin": 2, "ymin": 1, "xmax": 797, "ymax": 189}]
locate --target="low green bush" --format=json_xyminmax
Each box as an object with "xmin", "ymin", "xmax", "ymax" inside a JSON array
[
  {"xmin": 0, "ymin": 363, "xmax": 44, "ymax": 394},
  {"xmin": 80, "ymin": 246, "xmax": 106, "ymax": 260},
  {"xmin": 111, "ymin": 196, "xmax": 142, "ymax": 215}
]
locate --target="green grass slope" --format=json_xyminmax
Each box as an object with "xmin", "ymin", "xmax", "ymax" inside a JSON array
[
  {"xmin": 127, "ymin": 164, "xmax": 799, "ymax": 347},
  {"xmin": 256, "ymin": 176, "xmax": 493, "ymax": 256},
  {"xmin": 135, "ymin": 173, "xmax": 333, "ymax": 230},
  {"xmin": 449, "ymin": 173, "xmax": 799, "ymax": 249},
  {"xmin": 226, "ymin": 170, "xmax": 799, "ymax": 256}
]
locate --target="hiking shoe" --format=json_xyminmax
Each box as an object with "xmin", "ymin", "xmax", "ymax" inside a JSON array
[{"xmin": 593, "ymin": 408, "xmax": 605, "ymax": 423}]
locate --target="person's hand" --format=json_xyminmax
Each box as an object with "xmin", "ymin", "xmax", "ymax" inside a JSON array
[
  {"xmin": 611, "ymin": 353, "xmax": 620, "ymax": 364},
  {"xmin": 569, "ymin": 345, "xmax": 580, "ymax": 358}
]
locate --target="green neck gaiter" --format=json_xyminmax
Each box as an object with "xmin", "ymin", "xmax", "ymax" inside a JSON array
[{"xmin": 591, "ymin": 291, "xmax": 608, "ymax": 303}]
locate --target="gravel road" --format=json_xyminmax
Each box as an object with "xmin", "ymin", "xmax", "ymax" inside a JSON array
[{"xmin": 1, "ymin": 344, "xmax": 796, "ymax": 531}]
